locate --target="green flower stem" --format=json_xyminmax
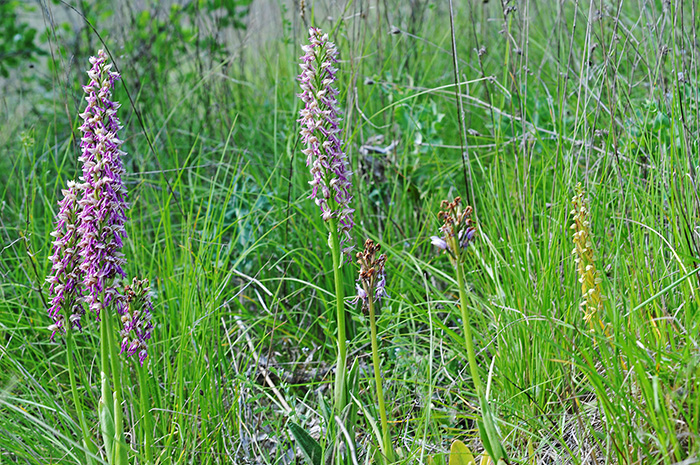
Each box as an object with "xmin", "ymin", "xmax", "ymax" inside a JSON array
[
  {"xmin": 138, "ymin": 362, "xmax": 153, "ymax": 465},
  {"xmin": 454, "ymin": 253, "xmax": 483, "ymax": 397},
  {"xmin": 100, "ymin": 305, "xmax": 127, "ymax": 465},
  {"xmin": 329, "ymin": 217, "xmax": 347, "ymax": 415},
  {"xmin": 455, "ymin": 251, "xmax": 507, "ymax": 462},
  {"xmin": 99, "ymin": 310, "xmax": 115, "ymax": 462},
  {"xmin": 104, "ymin": 307, "xmax": 127, "ymax": 465},
  {"xmin": 368, "ymin": 296, "xmax": 393, "ymax": 463},
  {"xmin": 66, "ymin": 324, "xmax": 99, "ymax": 465}
]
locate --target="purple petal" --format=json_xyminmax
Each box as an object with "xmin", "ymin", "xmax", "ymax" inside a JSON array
[{"xmin": 431, "ymin": 236, "xmax": 448, "ymax": 250}]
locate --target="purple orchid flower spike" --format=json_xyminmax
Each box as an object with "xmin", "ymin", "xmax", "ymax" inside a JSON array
[
  {"xmin": 76, "ymin": 49, "xmax": 129, "ymax": 321},
  {"xmin": 298, "ymin": 27, "xmax": 355, "ymax": 260},
  {"xmin": 46, "ymin": 180, "xmax": 85, "ymax": 338},
  {"xmin": 46, "ymin": 50, "xmax": 155, "ymax": 369}
]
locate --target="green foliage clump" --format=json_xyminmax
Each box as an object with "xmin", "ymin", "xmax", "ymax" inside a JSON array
[{"xmin": 0, "ymin": 1, "xmax": 44, "ymax": 77}]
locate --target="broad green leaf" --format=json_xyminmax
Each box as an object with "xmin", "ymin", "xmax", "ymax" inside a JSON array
[
  {"xmin": 477, "ymin": 420, "xmax": 494, "ymax": 459},
  {"xmin": 449, "ymin": 440, "xmax": 476, "ymax": 465},
  {"xmin": 288, "ymin": 422, "xmax": 323, "ymax": 465},
  {"xmin": 479, "ymin": 397, "xmax": 508, "ymax": 462}
]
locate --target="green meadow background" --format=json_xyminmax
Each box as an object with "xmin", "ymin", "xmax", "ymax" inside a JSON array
[{"xmin": 1, "ymin": 0, "xmax": 699, "ymax": 463}]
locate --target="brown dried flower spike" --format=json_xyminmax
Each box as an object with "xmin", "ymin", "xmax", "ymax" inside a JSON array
[
  {"xmin": 355, "ymin": 239, "xmax": 388, "ymax": 312},
  {"xmin": 431, "ymin": 196, "xmax": 477, "ymax": 268}
]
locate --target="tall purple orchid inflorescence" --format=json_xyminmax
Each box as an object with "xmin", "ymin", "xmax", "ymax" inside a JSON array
[
  {"xmin": 298, "ymin": 27, "xmax": 355, "ymax": 259},
  {"xmin": 47, "ymin": 180, "xmax": 85, "ymax": 339},
  {"xmin": 76, "ymin": 50, "xmax": 129, "ymax": 319},
  {"xmin": 46, "ymin": 50, "xmax": 151, "ymax": 364}
]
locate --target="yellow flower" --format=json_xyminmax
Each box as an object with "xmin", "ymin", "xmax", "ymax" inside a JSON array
[{"xmin": 571, "ymin": 183, "xmax": 606, "ymax": 332}]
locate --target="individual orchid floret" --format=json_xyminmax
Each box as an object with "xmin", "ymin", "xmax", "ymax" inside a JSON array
[
  {"xmin": 432, "ymin": 196, "xmax": 477, "ymax": 267},
  {"xmin": 76, "ymin": 49, "xmax": 129, "ymax": 320},
  {"xmin": 298, "ymin": 27, "xmax": 355, "ymax": 259},
  {"xmin": 355, "ymin": 239, "xmax": 388, "ymax": 310},
  {"xmin": 46, "ymin": 180, "xmax": 85, "ymax": 339},
  {"xmin": 430, "ymin": 236, "xmax": 448, "ymax": 250},
  {"xmin": 121, "ymin": 278, "xmax": 154, "ymax": 365}
]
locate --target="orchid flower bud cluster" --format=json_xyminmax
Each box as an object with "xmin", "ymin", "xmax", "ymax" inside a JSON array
[
  {"xmin": 46, "ymin": 50, "xmax": 152, "ymax": 364},
  {"xmin": 122, "ymin": 278, "xmax": 154, "ymax": 364},
  {"xmin": 355, "ymin": 239, "xmax": 388, "ymax": 310},
  {"xmin": 571, "ymin": 183, "xmax": 605, "ymax": 332},
  {"xmin": 298, "ymin": 27, "xmax": 355, "ymax": 259},
  {"xmin": 430, "ymin": 196, "xmax": 477, "ymax": 267}
]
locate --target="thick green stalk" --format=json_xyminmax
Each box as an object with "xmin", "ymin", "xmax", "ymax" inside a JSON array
[
  {"xmin": 66, "ymin": 324, "xmax": 99, "ymax": 465},
  {"xmin": 455, "ymin": 254, "xmax": 507, "ymax": 462},
  {"xmin": 329, "ymin": 218, "xmax": 347, "ymax": 415},
  {"xmin": 138, "ymin": 362, "xmax": 154, "ymax": 465},
  {"xmin": 454, "ymin": 256, "xmax": 483, "ymax": 397},
  {"xmin": 368, "ymin": 297, "xmax": 393, "ymax": 464},
  {"xmin": 103, "ymin": 307, "xmax": 127, "ymax": 465},
  {"xmin": 99, "ymin": 313, "xmax": 115, "ymax": 462}
]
